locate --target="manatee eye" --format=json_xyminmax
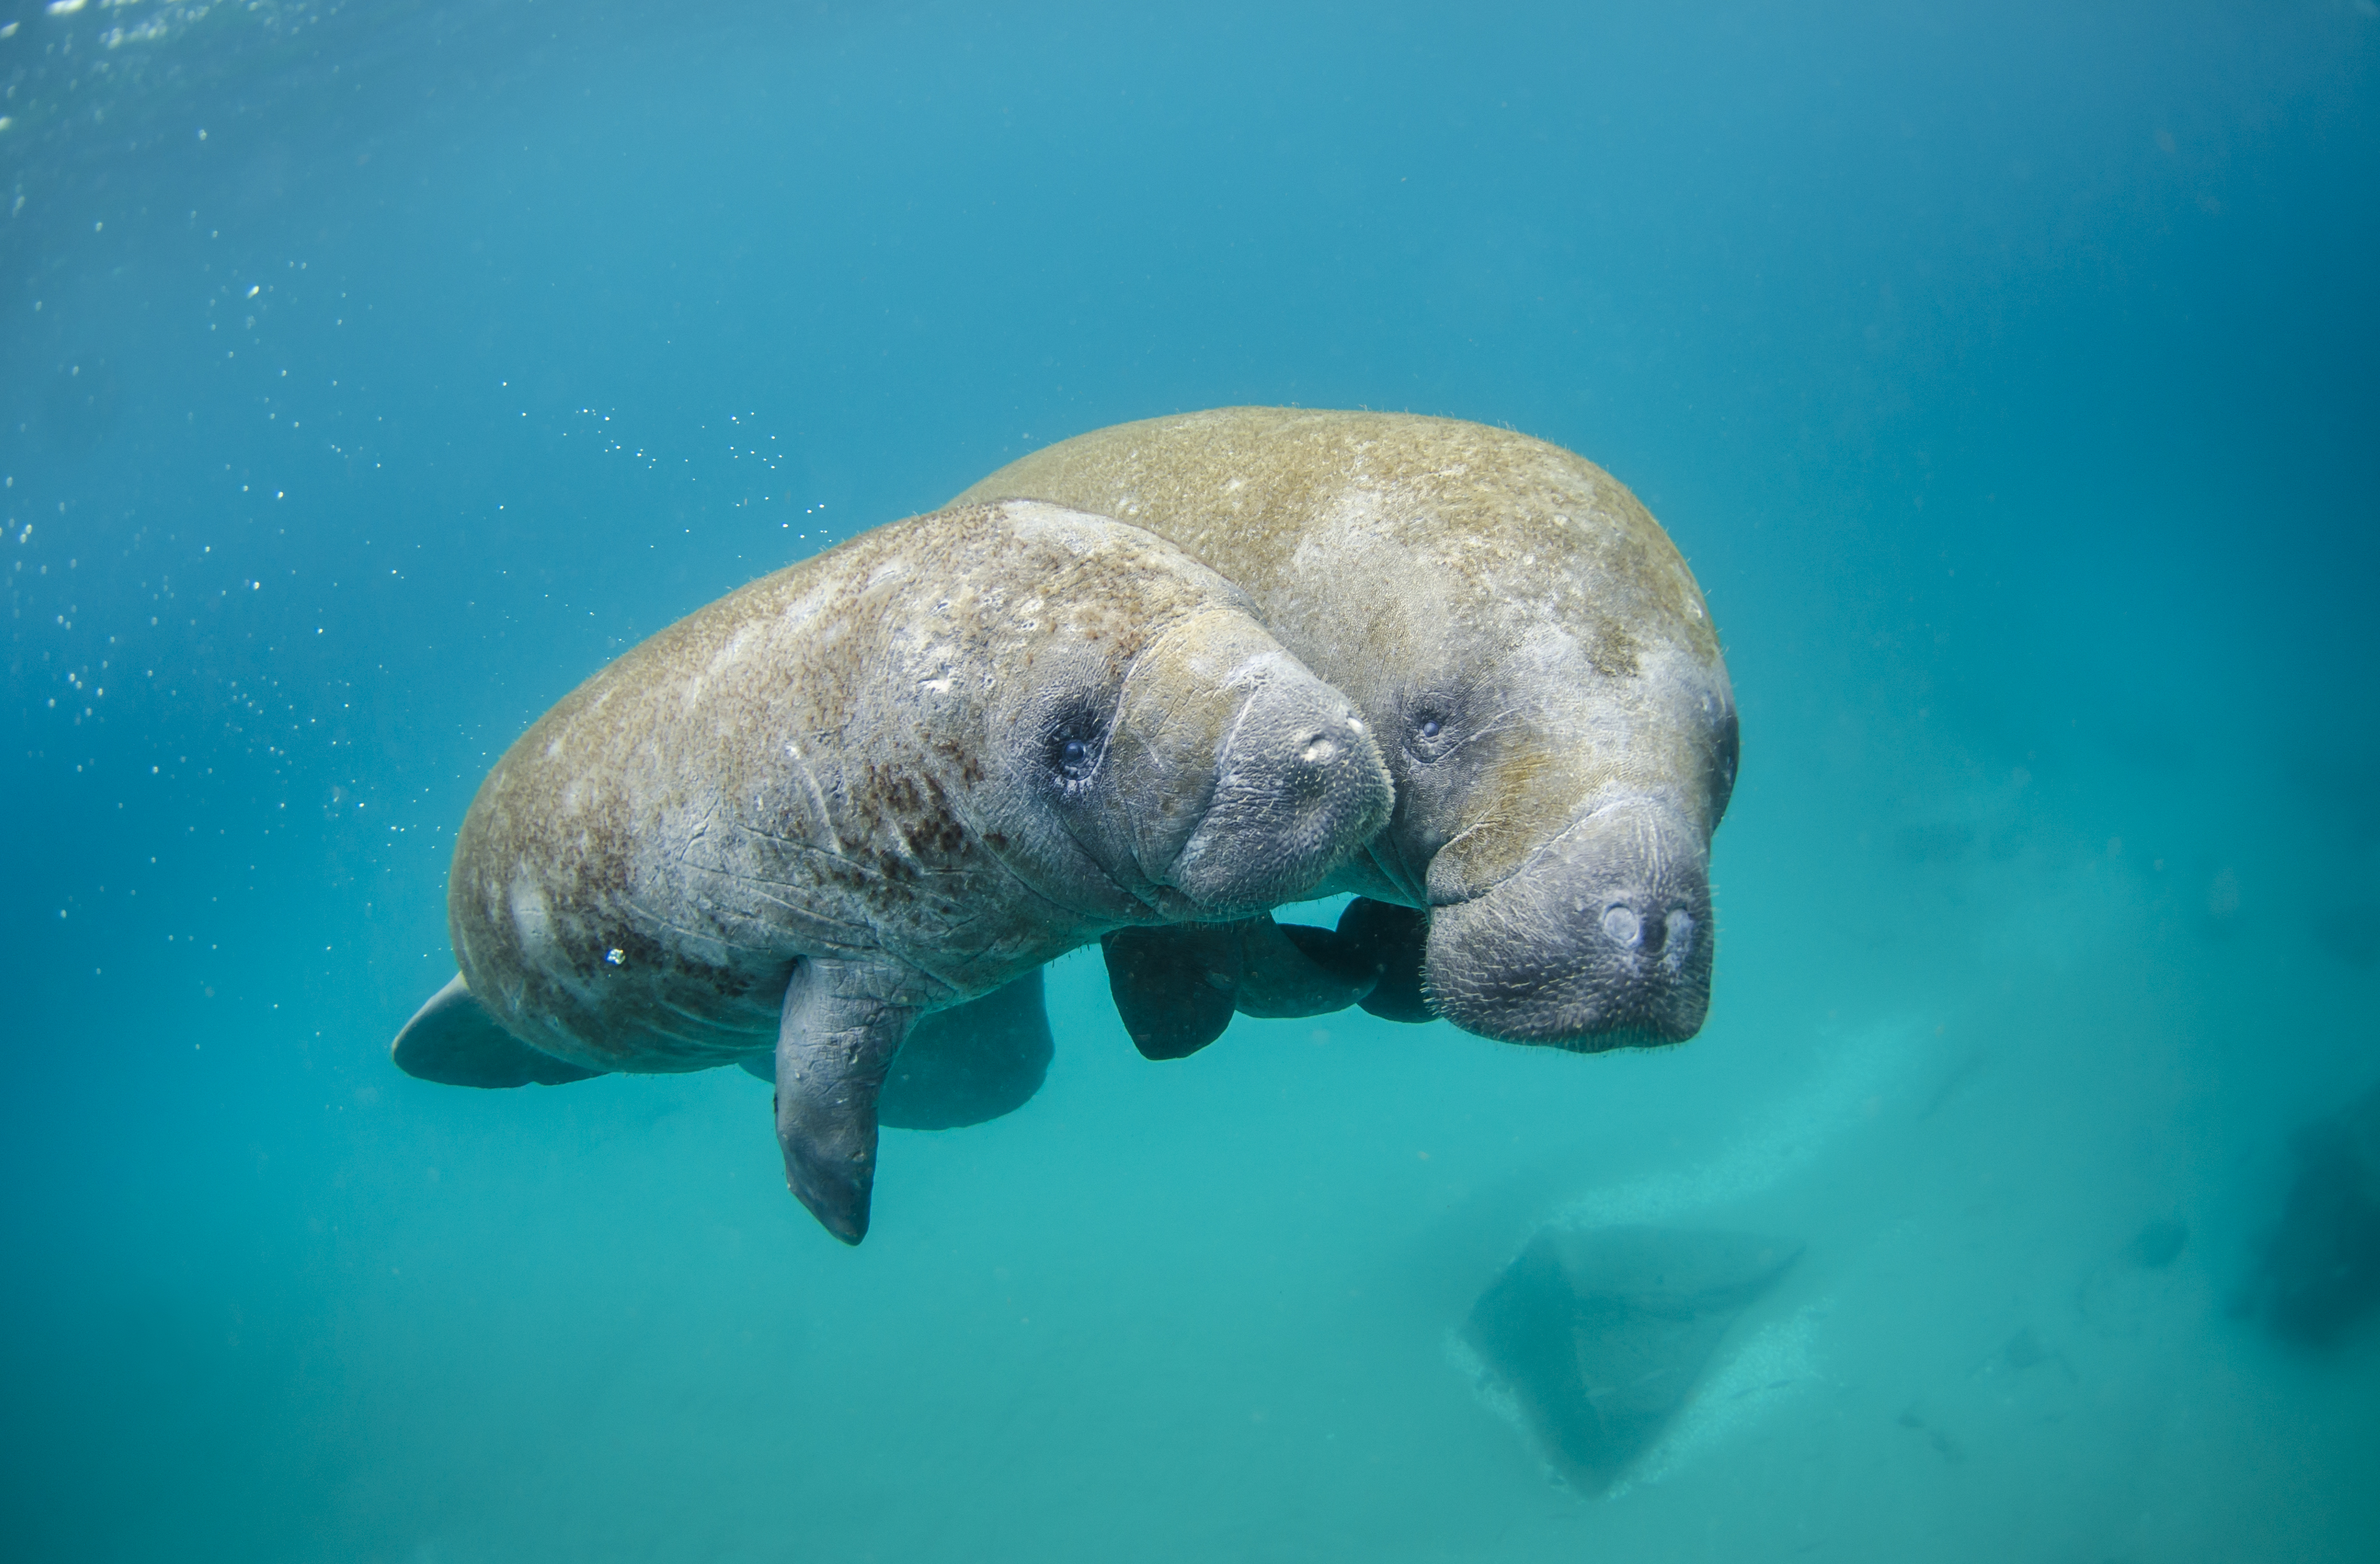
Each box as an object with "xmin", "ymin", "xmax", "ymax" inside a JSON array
[
  {"xmin": 1405, "ymin": 703, "xmax": 1456, "ymax": 760},
  {"xmin": 1042, "ymin": 711, "xmax": 1104, "ymax": 788}
]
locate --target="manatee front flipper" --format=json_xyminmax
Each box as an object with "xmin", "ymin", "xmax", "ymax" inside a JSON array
[
  {"xmin": 743, "ymin": 970, "xmax": 1055, "ymax": 1130},
  {"xmin": 1102, "ymin": 923, "xmax": 1242, "ymax": 1060},
  {"xmin": 738, "ymin": 970, "xmax": 1056, "ymax": 1130},
  {"xmin": 391, "ymin": 974, "xmax": 605, "ymax": 1088},
  {"xmin": 773, "ymin": 958, "xmax": 916, "ymax": 1245},
  {"xmin": 1103, "ymin": 914, "xmax": 1389, "ymax": 1059},
  {"xmin": 880, "ymin": 969, "xmax": 1054, "ymax": 1130},
  {"xmin": 1337, "ymin": 898, "xmax": 1434, "ymax": 1023},
  {"xmin": 1231, "ymin": 915, "xmax": 1381, "ymax": 1018}
]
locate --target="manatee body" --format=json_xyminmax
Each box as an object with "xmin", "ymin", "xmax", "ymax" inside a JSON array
[
  {"xmin": 391, "ymin": 500, "xmax": 1393, "ymax": 1241},
  {"xmin": 958, "ymin": 410, "xmax": 1737, "ymax": 1052}
]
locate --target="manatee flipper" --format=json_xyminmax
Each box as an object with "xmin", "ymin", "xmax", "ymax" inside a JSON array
[
  {"xmin": 391, "ymin": 974, "xmax": 605, "ymax": 1088},
  {"xmin": 1103, "ymin": 913, "xmax": 1393, "ymax": 1056},
  {"xmin": 1231, "ymin": 915, "xmax": 1381, "ymax": 1018},
  {"xmin": 745, "ymin": 971, "xmax": 1055, "ymax": 1127},
  {"xmin": 879, "ymin": 969, "xmax": 1054, "ymax": 1130},
  {"xmin": 1102, "ymin": 923, "xmax": 1241, "ymax": 1060},
  {"xmin": 773, "ymin": 958, "xmax": 916, "ymax": 1245},
  {"xmin": 1338, "ymin": 898, "xmax": 1435, "ymax": 1023}
]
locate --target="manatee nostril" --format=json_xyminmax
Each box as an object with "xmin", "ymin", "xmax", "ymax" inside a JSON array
[
  {"xmin": 1600, "ymin": 904, "xmax": 1642, "ymax": 947},
  {"xmin": 1300, "ymin": 734, "xmax": 1338, "ymax": 766}
]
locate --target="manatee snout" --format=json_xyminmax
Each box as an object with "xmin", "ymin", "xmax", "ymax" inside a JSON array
[
  {"xmin": 1424, "ymin": 798, "xmax": 1713, "ymax": 1048},
  {"xmin": 1168, "ymin": 675, "xmax": 1392, "ymax": 913}
]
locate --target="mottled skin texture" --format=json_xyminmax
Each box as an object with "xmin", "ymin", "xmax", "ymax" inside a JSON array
[
  {"xmin": 436, "ymin": 499, "xmax": 1391, "ymax": 1239},
  {"xmin": 960, "ymin": 410, "xmax": 1737, "ymax": 1047}
]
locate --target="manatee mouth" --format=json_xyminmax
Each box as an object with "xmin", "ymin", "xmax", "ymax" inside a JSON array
[
  {"xmin": 1166, "ymin": 694, "xmax": 1393, "ymax": 914},
  {"xmin": 1421, "ymin": 798, "xmax": 1713, "ymax": 1049}
]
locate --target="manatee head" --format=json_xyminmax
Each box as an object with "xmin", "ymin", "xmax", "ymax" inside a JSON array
[
  {"xmin": 1317, "ymin": 457, "xmax": 1738, "ymax": 1050},
  {"xmin": 1408, "ymin": 704, "xmax": 1734, "ymax": 1047},
  {"xmin": 948, "ymin": 503, "xmax": 1393, "ymax": 925}
]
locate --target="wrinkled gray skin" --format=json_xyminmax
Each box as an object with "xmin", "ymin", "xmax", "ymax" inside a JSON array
[
  {"xmin": 959, "ymin": 410, "xmax": 1737, "ymax": 1049},
  {"xmin": 392, "ymin": 500, "xmax": 1392, "ymax": 1242}
]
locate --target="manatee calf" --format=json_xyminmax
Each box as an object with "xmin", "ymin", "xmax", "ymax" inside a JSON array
[
  {"xmin": 390, "ymin": 500, "xmax": 1392, "ymax": 1242},
  {"xmin": 958, "ymin": 409, "xmax": 1738, "ymax": 1054}
]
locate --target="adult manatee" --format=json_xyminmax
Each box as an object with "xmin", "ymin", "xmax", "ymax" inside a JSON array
[
  {"xmin": 958, "ymin": 410, "xmax": 1737, "ymax": 1052},
  {"xmin": 390, "ymin": 500, "xmax": 1393, "ymax": 1242}
]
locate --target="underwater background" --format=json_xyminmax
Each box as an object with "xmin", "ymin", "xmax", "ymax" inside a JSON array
[{"xmin": 5, "ymin": 2, "xmax": 2377, "ymax": 1559}]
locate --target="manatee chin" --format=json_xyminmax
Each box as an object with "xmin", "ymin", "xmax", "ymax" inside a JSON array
[{"xmin": 1422, "ymin": 797, "xmax": 1713, "ymax": 1049}]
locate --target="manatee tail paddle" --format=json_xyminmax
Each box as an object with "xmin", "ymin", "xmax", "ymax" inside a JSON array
[{"xmin": 390, "ymin": 974, "xmax": 607, "ymax": 1088}]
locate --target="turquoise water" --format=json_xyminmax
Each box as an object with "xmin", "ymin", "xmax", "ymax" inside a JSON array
[{"xmin": 5, "ymin": 3, "xmax": 2377, "ymax": 1559}]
